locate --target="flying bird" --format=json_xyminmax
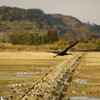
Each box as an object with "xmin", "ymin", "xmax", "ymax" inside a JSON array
[{"xmin": 53, "ymin": 40, "xmax": 79, "ymax": 58}]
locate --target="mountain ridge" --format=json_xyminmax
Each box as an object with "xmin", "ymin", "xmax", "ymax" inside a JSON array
[{"xmin": 0, "ymin": 6, "xmax": 99, "ymax": 35}]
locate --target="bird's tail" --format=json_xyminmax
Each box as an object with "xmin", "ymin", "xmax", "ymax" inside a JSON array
[{"xmin": 53, "ymin": 55, "xmax": 58, "ymax": 58}]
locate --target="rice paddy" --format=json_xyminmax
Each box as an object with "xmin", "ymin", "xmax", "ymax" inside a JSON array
[
  {"xmin": 0, "ymin": 51, "xmax": 74, "ymax": 99},
  {"xmin": 0, "ymin": 51, "xmax": 100, "ymax": 100}
]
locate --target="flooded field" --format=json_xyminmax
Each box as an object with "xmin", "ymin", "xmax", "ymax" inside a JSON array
[
  {"xmin": 0, "ymin": 51, "xmax": 100, "ymax": 100},
  {"xmin": 63, "ymin": 52, "xmax": 100, "ymax": 100},
  {"xmin": 0, "ymin": 51, "xmax": 74, "ymax": 99}
]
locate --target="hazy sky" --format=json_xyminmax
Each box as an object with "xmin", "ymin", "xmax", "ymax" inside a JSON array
[{"xmin": 0, "ymin": 0, "xmax": 100, "ymax": 25}]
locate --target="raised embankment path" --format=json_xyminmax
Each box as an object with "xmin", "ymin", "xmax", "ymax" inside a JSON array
[{"xmin": 21, "ymin": 52, "xmax": 85, "ymax": 100}]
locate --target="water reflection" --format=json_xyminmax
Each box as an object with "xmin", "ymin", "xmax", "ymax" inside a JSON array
[
  {"xmin": 73, "ymin": 79, "xmax": 88, "ymax": 83},
  {"xmin": 0, "ymin": 67, "xmax": 48, "ymax": 99},
  {"xmin": 65, "ymin": 96, "xmax": 100, "ymax": 100},
  {"xmin": 0, "ymin": 71, "xmax": 45, "ymax": 75}
]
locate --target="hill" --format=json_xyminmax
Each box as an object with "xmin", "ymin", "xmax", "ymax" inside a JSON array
[
  {"xmin": 0, "ymin": 6, "xmax": 93, "ymax": 34},
  {"xmin": 50, "ymin": 14, "xmax": 90, "ymax": 29},
  {"xmin": 0, "ymin": 6, "xmax": 100, "ymax": 49}
]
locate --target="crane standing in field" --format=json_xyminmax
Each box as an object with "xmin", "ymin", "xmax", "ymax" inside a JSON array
[{"xmin": 53, "ymin": 40, "xmax": 79, "ymax": 58}]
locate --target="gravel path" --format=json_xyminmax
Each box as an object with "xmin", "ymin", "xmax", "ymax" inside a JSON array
[{"xmin": 20, "ymin": 52, "xmax": 84, "ymax": 100}]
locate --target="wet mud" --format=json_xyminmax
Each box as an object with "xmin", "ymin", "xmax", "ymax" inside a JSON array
[{"xmin": 1, "ymin": 52, "xmax": 100, "ymax": 100}]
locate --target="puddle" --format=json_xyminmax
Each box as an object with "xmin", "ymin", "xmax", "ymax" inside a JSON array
[
  {"xmin": 0, "ymin": 70, "xmax": 46, "ymax": 98},
  {"xmin": 64, "ymin": 96, "xmax": 100, "ymax": 100},
  {"xmin": 0, "ymin": 71, "xmax": 44, "ymax": 75},
  {"xmin": 0, "ymin": 71, "xmax": 45, "ymax": 79},
  {"xmin": 69, "ymin": 61, "xmax": 77, "ymax": 68},
  {"xmin": 73, "ymin": 79, "xmax": 88, "ymax": 83}
]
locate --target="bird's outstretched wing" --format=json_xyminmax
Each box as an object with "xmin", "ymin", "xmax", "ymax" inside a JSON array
[
  {"xmin": 53, "ymin": 40, "xmax": 79, "ymax": 58},
  {"xmin": 60, "ymin": 40, "xmax": 79, "ymax": 54}
]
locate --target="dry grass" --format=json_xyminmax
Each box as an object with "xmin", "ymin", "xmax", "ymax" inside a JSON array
[
  {"xmin": 0, "ymin": 42, "xmax": 79, "ymax": 52},
  {"xmin": 0, "ymin": 51, "xmax": 74, "ymax": 65}
]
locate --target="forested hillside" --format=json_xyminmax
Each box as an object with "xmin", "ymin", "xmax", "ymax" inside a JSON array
[
  {"xmin": 0, "ymin": 6, "xmax": 100, "ymax": 33},
  {"xmin": 0, "ymin": 6, "xmax": 100, "ymax": 51}
]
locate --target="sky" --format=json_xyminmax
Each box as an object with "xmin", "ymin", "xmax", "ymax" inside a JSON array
[{"xmin": 0, "ymin": 0, "xmax": 100, "ymax": 25}]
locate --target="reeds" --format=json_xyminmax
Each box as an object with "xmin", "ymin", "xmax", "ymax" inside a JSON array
[{"xmin": 0, "ymin": 42, "xmax": 99, "ymax": 52}]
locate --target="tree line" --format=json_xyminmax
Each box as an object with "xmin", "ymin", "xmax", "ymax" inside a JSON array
[
  {"xmin": 0, "ymin": 6, "xmax": 44, "ymax": 22},
  {"xmin": 7, "ymin": 31, "xmax": 58, "ymax": 45}
]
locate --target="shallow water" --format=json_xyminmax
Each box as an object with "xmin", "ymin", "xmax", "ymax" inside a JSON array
[
  {"xmin": 73, "ymin": 79, "xmax": 88, "ymax": 83},
  {"xmin": 0, "ymin": 66, "xmax": 49, "ymax": 99},
  {"xmin": 64, "ymin": 96, "xmax": 100, "ymax": 100},
  {"xmin": 0, "ymin": 71, "xmax": 44, "ymax": 80},
  {"xmin": 0, "ymin": 71, "xmax": 45, "ymax": 75}
]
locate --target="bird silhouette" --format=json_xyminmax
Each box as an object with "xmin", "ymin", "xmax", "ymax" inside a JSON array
[{"xmin": 53, "ymin": 40, "xmax": 79, "ymax": 58}]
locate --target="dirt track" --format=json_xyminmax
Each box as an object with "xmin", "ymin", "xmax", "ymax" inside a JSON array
[{"xmin": 20, "ymin": 52, "xmax": 83, "ymax": 100}]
